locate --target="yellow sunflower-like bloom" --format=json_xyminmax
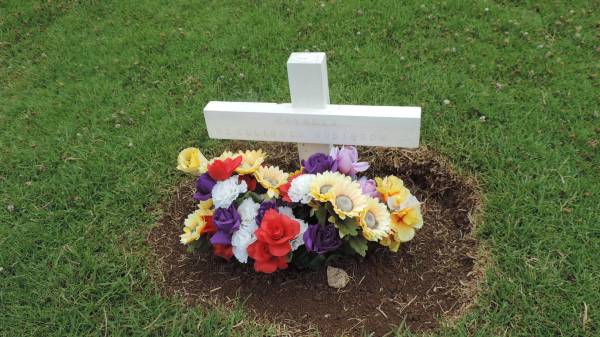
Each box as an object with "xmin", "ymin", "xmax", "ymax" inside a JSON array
[
  {"xmin": 254, "ymin": 166, "xmax": 288, "ymax": 198},
  {"xmin": 389, "ymin": 195, "xmax": 423, "ymax": 242},
  {"xmin": 309, "ymin": 172, "xmax": 350, "ymax": 202},
  {"xmin": 328, "ymin": 179, "xmax": 367, "ymax": 219},
  {"xmin": 197, "ymin": 199, "xmax": 214, "ymax": 216},
  {"xmin": 359, "ymin": 197, "xmax": 392, "ymax": 241},
  {"xmin": 235, "ymin": 149, "xmax": 266, "ymax": 175},
  {"xmin": 180, "ymin": 210, "xmax": 208, "ymax": 245},
  {"xmin": 177, "ymin": 147, "xmax": 208, "ymax": 176},
  {"xmin": 375, "ymin": 175, "xmax": 410, "ymax": 203}
]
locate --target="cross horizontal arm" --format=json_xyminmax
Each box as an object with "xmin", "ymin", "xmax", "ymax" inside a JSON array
[{"xmin": 204, "ymin": 101, "xmax": 421, "ymax": 148}]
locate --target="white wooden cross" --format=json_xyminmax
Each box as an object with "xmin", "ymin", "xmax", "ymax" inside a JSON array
[{"xmin": 203, "ymin": 52, "xmax": 421, "ymax": 161}]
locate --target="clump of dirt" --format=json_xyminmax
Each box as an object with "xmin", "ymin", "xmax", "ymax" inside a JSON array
[{"xmin": 148, "ymin": 142, "xmax": 485, "ymax": 336}]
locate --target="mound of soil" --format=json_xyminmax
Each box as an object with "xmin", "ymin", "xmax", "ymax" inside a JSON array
[{"xmin": 148, "ymin": 142, "xmax": 484, "ymax": 336}]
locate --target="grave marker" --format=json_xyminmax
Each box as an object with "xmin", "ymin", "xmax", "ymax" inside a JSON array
[{"xmin": 203, "ymin": 52, "xmax": 421, "ymax": 161}]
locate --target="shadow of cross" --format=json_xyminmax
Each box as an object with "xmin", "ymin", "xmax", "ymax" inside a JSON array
[{"xmin": 203, "ymin": 52, "xmax": 421, "ymax": 162}]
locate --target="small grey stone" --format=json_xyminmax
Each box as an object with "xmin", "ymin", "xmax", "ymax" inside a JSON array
[{"xmin": 327, "ymin": 266, "xmax": 350, "ymax": 289}]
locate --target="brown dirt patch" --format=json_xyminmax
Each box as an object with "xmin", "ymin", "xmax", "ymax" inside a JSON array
[{"xmin": 148, "ymin": 142, "xmax": 485, "ymax": 336}]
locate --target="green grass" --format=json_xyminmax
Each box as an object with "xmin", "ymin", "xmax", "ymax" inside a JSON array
[{"xmin": 1, "ymin": 0, "xmax": 598, "ymax": 336}]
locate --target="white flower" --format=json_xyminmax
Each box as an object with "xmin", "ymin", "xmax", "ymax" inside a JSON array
[
  {"xmin": 288, "ymin": 174, "xmax": 316, "ymax": 204},
  {"xmin": 277, "ymin": 206, "xmax": 294, "ymax": 218},
  {"xmin": 237, "ymin": 198, "xmax": 259, "ymax": 223},
  {"xmin": 278, "ymin": 206, "xmax": 308, "ymax": 251},
  {"xmin": 387, "ymin": 194, "xmax": 420, "ymax": 212},
  {"xmin": 240, "ymin": 219, "xmax": 258, "ymax": 233},
  {"xmin": 231, "ymin": 221, "xmax": 258, "ymax": 263},
  {"xmin": 211, "ymin": 175, "xmax": 247, "ymax": 209}
]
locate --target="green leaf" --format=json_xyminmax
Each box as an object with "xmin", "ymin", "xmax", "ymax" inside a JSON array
[
  {"xmin": 315, "ymin": 207, "xmax": 328, "ymax": 226},
  {"xmin": 347, "ymin": 236, "xmax": 368, "ymax": 257},
  {"xmin": 307, "ymin": 254, "xmax": 326, "ymax": 270},
  {"xmin": 289, "ymin": 247, "xmax": 326, "ymax": 270},
  {"xmin": 330, "ymin": 216, "xmax": 358, "ymax": 238},
  {"xmin": 246, "ymin": 191, "xmax": 264, "ymax": 203},
  {"xmin": 185, "ymin": 244, "xmax": 197, "ymax": 253}
]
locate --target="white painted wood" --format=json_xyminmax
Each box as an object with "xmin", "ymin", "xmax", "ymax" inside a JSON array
[
  {"xmin": 287, "ymin": 52, "xmax": 332, "ymax": 159},
  {"xmin": 204, "ymin": 102, "xmax": 421, "ymax": 148},
  {"xmin": 287, "ymin": 52, "xmax": 330, "ymax": 108},
  {"xmin": 202, "ymin": 52, "xmax": 422, "ymax": 162}
]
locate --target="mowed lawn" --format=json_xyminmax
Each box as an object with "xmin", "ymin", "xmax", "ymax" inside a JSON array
[{"xmin": 1, "ymin": 1, "xmax": 598, "ymax": 336}]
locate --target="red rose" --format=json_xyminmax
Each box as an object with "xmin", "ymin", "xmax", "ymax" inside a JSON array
[
  {"xmin": 200, "ymin": 216, "xmax": 216, "ymax": 235},
  {"xmin": 239, "ymin": 175, "xmax": 257, "ymax": 191},
  {"xmin": 247, "ymin": 241, "xmax": 288, "ymax": 273},
  {"xmin": 255, "ymin": 209, "xmax": 300, "ymax": 256},
  {"xmin": 213, "ymin": 244, "xmax": 233, "ymax": 261},
  {"xmin": 207, "ymin": 156, "xmax": 243, "ymax": 181}
]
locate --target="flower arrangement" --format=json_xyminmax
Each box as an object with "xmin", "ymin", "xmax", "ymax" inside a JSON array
[{"xmin": 176, "ymin": 146, "xmax": 423, "ymax": 273}]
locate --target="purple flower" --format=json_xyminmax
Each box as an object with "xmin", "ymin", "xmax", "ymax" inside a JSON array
[
  {"xmin": 256, "ymin": 200, "xmax": 277, "ymax": 226},
  {"xmin": 194, "ymin": 173, "xmax": 216, "ymax": 201},
  {"xmin": 302, "ymin": 152, "xmax": 334, "ymax": 174},
  {"xmin": 303, "ymin": 223, "xmax": 342, "ymax": 255},
  {"xmin": 330, "ymin": 146, "xmax": 369, "ymax": 177},
  {"xmin": 210, "ymin": 205, "xmax": 241, "ymax": 245},
  {"xmin": 358, "ymin": 176, "xmax": 379, "ymax": 198}
]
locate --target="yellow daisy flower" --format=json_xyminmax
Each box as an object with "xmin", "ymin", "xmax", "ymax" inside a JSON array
[
  {"xmin": 359, "ymin": 197, "xmax": 392, "ymax": 241},
  {"xmin": 235, "ymin": 149, "xmax": 266, "ymax": 175},
  {"xmin": 197, "ymin": 199, "xmax": 214, "ymax": 216},
  {"xmin": 180, "ymin": 210, "xmax": 208, "ymax": 245},
  {"xmin": 389, "ymin": 196, "xmax": 423, "ymax": 242},
  {"xmin": 254, "ymin": 166, "xmax": 288, "ymax": 198},
  {"xmin": 177, "ymin": 147, "xmax": 208, "ymax": 176},
  {"xmin": 375, "ymin": 175, "xmax": 409, "ymax": 203},
  {"xmin": 309, "ymin": 172, "xmax": 350, "ymax": 202},
  {"xmin": 329, "ymin": 179, "xmax": 367, "ymax": 219},
  {"xmin": 210, "ymin": 150, "xmax": 238, "ymax": 163}
]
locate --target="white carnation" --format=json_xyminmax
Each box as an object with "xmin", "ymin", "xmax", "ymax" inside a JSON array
[
  {"xmin": 239, "ymin": 219, "xmax": 258, "ymax": 233},
  {"xmin": 237, "ymin": 198, "xmax": 260, "ymax": 223},
  {"xmin": 277, "ymin": 206, "xmax": 295, "ymax": 218},
  {"xmin": 278, "ymin": 206, "xmax": 308, "ymax": 251},
  {"xmin": 212, "ymin": 175, "xmax": 247, "ymax": 209},
  {"xmin": 288, "ymin": 174, "xmax": 315, "ymax": 204},
  {"xmin": 231, "ymin": 222, "xmax": 257, "ymax": 263}
]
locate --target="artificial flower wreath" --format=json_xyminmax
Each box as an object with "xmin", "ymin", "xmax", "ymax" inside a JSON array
[{"xmin": 177, "ymin": 146, "xmax": 423, "ymax": 273}]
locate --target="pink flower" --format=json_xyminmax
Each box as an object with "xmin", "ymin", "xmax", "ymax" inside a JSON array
[
  {"xmin": 330, "ymin": 146, "xmax": 369, "ymax": 177},
  {"xmin": 358, "ymin": 176, "xmax": 379, "ymax": 198}
]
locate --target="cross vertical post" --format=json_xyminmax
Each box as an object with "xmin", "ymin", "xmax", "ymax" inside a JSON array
[{"xmin": 287, "ymin": 52, "xmax": 333, "ymax": 162}]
